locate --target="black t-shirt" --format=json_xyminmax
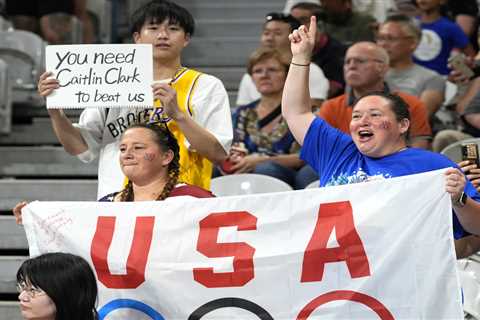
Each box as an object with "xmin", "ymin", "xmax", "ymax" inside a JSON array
[{"xmin": 311, "ymin": 34, "xmax": 347, "ymax": 91}]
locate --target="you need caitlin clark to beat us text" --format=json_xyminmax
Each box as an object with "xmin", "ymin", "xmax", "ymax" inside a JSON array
[{"xmin": 54, "ymin": 49, "xmax": 141, "ymax": 87}]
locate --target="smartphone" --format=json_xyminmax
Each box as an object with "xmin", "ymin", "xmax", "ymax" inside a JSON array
[
  {"xmin": 462, "ymin": 143, "xmax": 480, "ymax": 167},
  {"xmin": 448, "ymin": 54, "xmax": 475, "ymax": 79}
]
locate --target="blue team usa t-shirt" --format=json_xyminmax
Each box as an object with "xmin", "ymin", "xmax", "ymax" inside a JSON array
[{"xmin": 301, "ymin": 117, "xmax": 480, "ymax": 239}]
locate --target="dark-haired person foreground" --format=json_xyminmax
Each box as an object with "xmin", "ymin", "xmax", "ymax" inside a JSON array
[
  {"xmin": 282, "ymin": 16, "xmax": 480, "ymax": 238},
  {"xmin": 38, "ymin": 0, "xmax": 232, "ymax": 199},
  {"xmin": 16, "ymin": 252, "xmax": 98, "ymax": 320}
]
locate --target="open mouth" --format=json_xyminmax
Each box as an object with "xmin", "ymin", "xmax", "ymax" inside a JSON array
[{"xmin": 358, "ymin": 130, "xmax": 374, "ymax": 141}]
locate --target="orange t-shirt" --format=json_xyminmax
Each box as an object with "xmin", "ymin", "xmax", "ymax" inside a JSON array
[{"xmin": 318, "ymin": 91, "xmax": 432, "ymax": 141}]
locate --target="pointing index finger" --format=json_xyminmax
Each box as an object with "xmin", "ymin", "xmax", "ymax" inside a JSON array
[{"xmin": 308, "ymin": 16, "xmax": 317, "ymax": 40}]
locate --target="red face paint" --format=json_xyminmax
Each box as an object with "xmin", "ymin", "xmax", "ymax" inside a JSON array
[
  {"xmin": 379, "ymin": 120, "xmax": 391, "ymax": 130},
  {"xmin": 144, "ymin": 153, "xmax": 155, "ymax": 161}
]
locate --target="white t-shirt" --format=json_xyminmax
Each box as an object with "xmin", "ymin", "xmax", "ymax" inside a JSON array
[
  {"xmin": 74, "ymin": 72, "xmax": 233, "ymax": 199},
  {"xmin": 236, "ymin": 63, "xmax": 329, "ymax": 107}
]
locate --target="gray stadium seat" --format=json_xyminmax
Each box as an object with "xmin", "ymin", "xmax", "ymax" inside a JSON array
[
  {"xmin": 440, "ymin": 138, "xmax": 480, "ymax": 163},
  {"xmin": 0, "ymin": 30, "xmax": 45, "ymax": 106},
  {"xmin": 0, "ymin": 58, "xmax": 11, "ymax": 134},
  {"xmin": 210, "ymin": 173, "xmax": 293, "ymax": 196}
]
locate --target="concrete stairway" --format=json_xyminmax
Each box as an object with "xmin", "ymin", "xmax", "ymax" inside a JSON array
[{"xmin": 0, "ymin": 1, "xmax": 284, "ymax": 317}]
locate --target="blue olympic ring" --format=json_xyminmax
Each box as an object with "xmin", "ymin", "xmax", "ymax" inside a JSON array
[{"xmin": 98, "ymin": 299, "xmax": 165, "ymax": 320}]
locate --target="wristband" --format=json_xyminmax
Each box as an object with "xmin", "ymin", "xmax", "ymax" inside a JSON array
[
  {"xmin": 290, "ymin": 62, "xmax": 310, "ymax": 67},
  {"xmin": 454, "ymin": 191, "xmax": 468, "ymax": 207}
]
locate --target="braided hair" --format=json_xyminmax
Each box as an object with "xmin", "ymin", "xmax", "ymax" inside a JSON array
[{"xmin": 118, "ymin": 123, "xmax": 180, "ymax": 201}]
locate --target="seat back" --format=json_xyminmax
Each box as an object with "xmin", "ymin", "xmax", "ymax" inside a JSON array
[
  {"xmin": 0, "ymin": 58, "xmax": 11, "ymax": 134},
  {"xmin": 43, "ymin": 13, "xmax": 83, "ymax": 44},
  {"xmin": 458, "ymin": 255, "xmax": 480, "ymax": 319},
  {"xmin": 210, "ymin": 174, "xmax": 293, "ymax": 196},
  {"xmin": 0, "ymin": 16, "xmax": 12, "ymax": 31},
  {"xmin": 440, "ymin": 138, "xmax": 480, "ymax": 163},
  {"xmin": 305, "ymin": 180, "xmax": 319, "ymax": 189},
  {"xmin": 0, "ymin": 30, "xmax": 45, "ymax": 106}
]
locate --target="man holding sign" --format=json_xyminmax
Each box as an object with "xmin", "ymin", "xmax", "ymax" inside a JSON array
[{"xmin": 38, "ymin": 0, "xmax": 233, "ymax": 198}]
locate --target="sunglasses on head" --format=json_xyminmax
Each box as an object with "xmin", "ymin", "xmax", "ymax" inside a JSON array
[{"xmin": 265, "ymin": 12, "xmax": 301, "ymax": 29}]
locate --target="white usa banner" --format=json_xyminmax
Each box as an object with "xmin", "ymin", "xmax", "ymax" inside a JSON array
[{"xmin": 23, "ymin": 169, "xmax": 463, "ymax": 319}]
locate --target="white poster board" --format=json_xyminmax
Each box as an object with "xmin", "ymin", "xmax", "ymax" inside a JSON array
[{"xmin": 45, "ymin": 44, "xmax": 153, "ymax": 109}]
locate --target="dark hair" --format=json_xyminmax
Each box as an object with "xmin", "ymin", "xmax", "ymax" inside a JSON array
[
  {"xmin": 17, "ymin": 253, "xmax": 98, "ymax": 320},
  {"xmin": 130, "ymin": 0, "xmax": 195, "ymax": 36},
  {"xmin": 119, "ymin": 123, "xmax": 181, "ymax": 201},
  {"xmin": 353, "ymin": 92, "xmax": 411, "ymax": 138},
  {"xmin": 291, "ymin": 2, "xmax": 322, "ymax": 11},
  {"xmin": 247, "ymin": 47, "xmax": 290, "ymax": 75},
  {"xmin": 264, "ymin": 12, "xmax": 301, "ymax": 31}
]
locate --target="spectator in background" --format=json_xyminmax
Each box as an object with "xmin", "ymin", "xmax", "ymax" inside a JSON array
[
  {"xmin": 37, "ymin": 0, "xmax": 233, "ymax": 199},
  {"xmin": 220, "ymin": 48, "xmax": 317, "ymax": 189},
  {"xmin": 393, "ymin": 0, "xmax": 420, "ymax": 17},
  {"xmin": 284, "ymin": 0, "xmax": 320, "ymax": 14},
  {"xmin": 352, "ymin": 0, "xmax": 397, "ymax": 24},
  {"xmin": 237, "ymin": 12, "xmax": 328, "ymax": 109},
  {"xmin": 442, "ymin": 0, "xmax": 479, "ymax": 51},
  {"xmin": 16, "ymin": 252, "xmax": 98, "ymax": 320},
  {"xmin": 318, "ymin": 41, "xmax": 432, "ymax": 149},
  {"xmin": 413, "ymin": 0, "xmax": 475, "ymax": 76},
  {"xmin": 4, "ymin": 0, "xmax": 92, "ymax": 44},
  {"xmin": 290, "ymin": 2, "xmax": 347, "ymax": 97},
  {"xmin": 377, "ymin": 14, "xmax": 445, "ymax": 118},
  {"xmin": 318, "ymin": 0, "xmax": 377, "ymax": 46}
]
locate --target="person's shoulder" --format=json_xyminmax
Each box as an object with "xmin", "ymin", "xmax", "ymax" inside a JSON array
[
  {"xmin": 325, "ymin": 93, "xmax": 347, "ymax": 106},
  {"xmin": 236, "ymin": 100, "xmax": 259, "ymax": 112},
  {"xmin": 404, "ymin": 147, "xmax": 454, "ymax": 165},
  {"xmin": 394, "ymin": 91, "xmax": 422, "ymax": 105},
  {"xmin": 98, "ymin": 192, "xmax": 119, "ymax": 202},
  {"xmin": 436, "ymin": 16, "xmax": 465, "ymax": 32},
  {"xmin": 351, "ymin": 10, "xmax": 376, "ymax": 23},
  {"xmin": 318, "ymin": 94, "xmax": 347, "ymax": 116},
  {"xmin": 410, "ymin": 63, "xmax": 439, "ymax": 76},
  {"xmin": 408, "ymin": 64, "xmax": 445, "ymax": 86},
  {"xmin": 186, "ymin": 68, "xmax": 227, "ymax": 91},
  {"xmin": 170, "ymin": 183, "xmax": 215, "ymax": 198},
  {"xmin": 197, "ymin": 70, "xmax": 222, "ymax": 83},
  {"xmin": 309, "ymin": 63, "xmax": 327, "ymax": 79}
]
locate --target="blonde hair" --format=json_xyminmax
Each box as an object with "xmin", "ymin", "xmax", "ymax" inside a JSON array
[{"xmin": 247, "ymin": 47, "xmax": 290, "ymax": 75}]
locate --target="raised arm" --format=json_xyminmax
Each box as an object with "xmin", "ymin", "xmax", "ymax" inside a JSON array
[
  {"xmin": 153, "ymin": 82, "xmax": 228, "ymax": 164},
  {"xmin": 281, "ymin": 16, "xmax": 316, "ymax": 146},
  {"xmin": 39, "ymin": 72, "xmax": 89, "ymax": 155}
]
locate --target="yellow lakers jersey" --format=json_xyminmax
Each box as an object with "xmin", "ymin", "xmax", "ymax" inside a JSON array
[{"xmin": 153, "ymin": 68, "xmax": 213, "ymax": 189}]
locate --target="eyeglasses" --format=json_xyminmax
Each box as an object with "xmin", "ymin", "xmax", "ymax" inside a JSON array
[
  {"xmin": 16, "ymin": 282, "xmax": 46, "ymax": 299},
  {"xmin": 375, "ymin": 35, "xmax": 413, "ymax": 43},
  {"xmin": 251, "ymin": 67, "xmax": 284, "ymax": 76},
  {"xmin": 344, "ymin": 57, "xmax": 386, "ymax": 66},
  {"xmin": 265, "ymin": 12, "xmax": 300, "ymax": 29}
]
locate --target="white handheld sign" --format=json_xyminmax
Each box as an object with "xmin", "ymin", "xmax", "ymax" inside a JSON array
[{"xmin": 46, "ymin": 44, "xmax": 153, "ymax": 109}]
